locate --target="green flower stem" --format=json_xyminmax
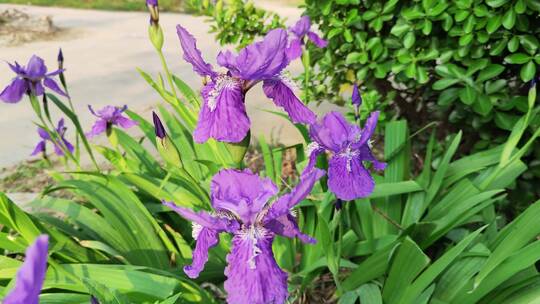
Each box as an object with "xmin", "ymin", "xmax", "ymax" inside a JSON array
[
  {"xmin": 302, "ymin": 48, "xmax": 311, "ymax": 104},
  {"xmin": 157, "ymin": 50, "xmax": 180, "ymax": 104},
  {"xmin": 334, "ymin": 208, "xmax": 344, "ymax": 296}
]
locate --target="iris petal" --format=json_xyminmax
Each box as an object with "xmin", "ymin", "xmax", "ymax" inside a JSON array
[
  {"xmin": 0, "ymin": 78, "xmax": 28, "ymax": 103},
  {"xmin": 176, "ymin": 25, "xmax": 216, "ymax": 77},
  {"xmin": 262, "ymin": 79, "xmax": 316, "ymax": 124},
  {"xmin": 328, "ymin": 155, "xmax": 375, "ymax": 200}
]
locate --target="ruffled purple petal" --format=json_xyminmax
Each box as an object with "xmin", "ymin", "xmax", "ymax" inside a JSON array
[
  {"xmin": 310, "ymin": 111, "xmax": 360, "ymax": 152},
  {"xmin": 31, "ymin": 141, "xmax": 46, "ymax": 156},
  {"xmin": 25, "ymin": 55, "xmax": 47, "ymax": 79},
  {"xmin": 211, "ymin": 169, "xmax": 278, "ymax": 224},
  {"xmin": 86, "ymin": 119, "xmax": 107, "ymax": 138},
  {"xmin": 265, "ymin": 168, "xmax": 324, "ymax": 221},
  {"xmin": 184, "ymin": 227, "xmax": 220, "ymax": 279},
  {"xmin": 3, "ymin": 235, "xmax": 49, "ymax": 304},
  {"xmin": 262, "ymin": 79, "xmax": 316, "ymax": 124},
  {"xmin": 176, "ymin": 25, "xmax": 216, "ymax": 77},
  {"xmin": 290, "ymin": 16, "xmax": 311, "ymax": 37},
  {"xmin": 328, "ymin": 155, "xmax": 375, "ymax": 200},
  {"xmin": 193, "ymin": 80, "xmax": 250, "ymax": 143},
  {"xmin": 224, "ymin": 231, "xmax": 288, "ymax": 304},
  {"xmin": 286, "ymin": 38, "xmax": 303, "ymax": 61},
  {"xmin": 265, "ymin": 213, "xmax": 316, "ymax": 244},
  {"xmin": 307, "ymin": 31, "xmax": 328, "ymax": 48},
  {"xmin": 0, "ymin": 78, "xmax": 28, "ymax": 103},
  {"xmin": 216, "ymin": 51, "xmax": 238, "ymax": 72},
  {"xmin": 223, "ymin": 29, "xmax": 289, "ymax": 80},
  {"xmin": 43, "ymin": 78, "xmax": 68, "ymax": 97},
  {"xmin": 115, "ymin": 116, "xmax": 138, "ymax": 129}
]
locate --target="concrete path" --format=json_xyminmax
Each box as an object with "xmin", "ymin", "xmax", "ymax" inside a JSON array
[{"xmin": 0, "ymin": 4, "xmax": 340, "ymax": 168}]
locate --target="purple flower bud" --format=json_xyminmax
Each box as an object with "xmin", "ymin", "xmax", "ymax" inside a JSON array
[
  {"xmin": 146, "ymin": 0, "xmax": 158, "ymax": 6},
  {"xmin": 152, "ymin": 111, "xmax": 166, "ymax": 139},
  {"xmin": 90, "ymin": 296, "xmax": 100, "ymax": 304},
  {"xmin": 352, "ymin": 84, "xmax": 362, "ymax": 107},
  {"xmin": 146, "ymin": 0, "xmax": 159, "ymax": 26},
  {"xmin": 57, "ymin": 48, "xmax": 64, "ymax": 64},
  {"xmin": 335, "ymin": 199, "xmax": 344, "ymax": 210}
]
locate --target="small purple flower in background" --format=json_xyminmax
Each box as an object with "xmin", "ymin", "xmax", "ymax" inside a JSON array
[
  {"xmin": 0, "ymin": 55, "xmax": 67, "ymax": 104},
  {"xmin": 307, "ymin": 111, "xmax": 385, "ymax": 201},
  {"xmin": 87, "ymin": 105, "xmax": 137, "ymax": 138},
  {"xmin": 163, "ymin": 168, "xmax": 324, "ymax": 304},
  {"xmin": 287, "ymin": 16, "xmax": 328, "ymax": 60},
  {"xmin": 3, "ymin": 235, "xmax": 49, "ymax": 304},
  {"xmin": 31, "ymin": 118, "xmax": 74, "ymax": 156},
  {"xmin": 177, "ymin": 25, "xmax": 316, "ymax": 143}
]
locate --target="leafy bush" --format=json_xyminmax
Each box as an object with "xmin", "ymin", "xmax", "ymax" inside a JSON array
[
  {"xmin": 1, "ymin": 2, "xmax": 540, "ymax": 303},
  {"xmin": 304, "ymin": 0, "xmax": 540, "ymax": 133}
]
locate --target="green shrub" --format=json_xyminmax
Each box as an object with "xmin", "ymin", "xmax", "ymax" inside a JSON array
[{"xmin": 304, "ymin": 0, "xmax": 539, "ymax": 137}]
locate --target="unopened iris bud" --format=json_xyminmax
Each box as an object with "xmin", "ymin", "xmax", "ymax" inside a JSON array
[
  {"xmin": 225, "ymin": 131, "xmax": 250, "ymax": 165},
  {"xmin": 146, "ymin": 0, "xmax": 159, "ymax": 26},
  {"xmin": 351, "ymin": 84, "xmax": 362, "ymax": 107},
  {"xmin": 153, "ymin": 112, "xmax": 183, "ymax": 168},
  {"xmin": 57, "ymin": 48, "xmax": 64, "ymax": 69}
]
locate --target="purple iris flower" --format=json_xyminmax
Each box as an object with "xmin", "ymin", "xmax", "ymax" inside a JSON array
[
  {"xmin": 87, "ymin": 105, "xmax": 137, "ymax": 138},
  {"xmin": 0, "ymin": 55, "xmax": 67, "ymax": 104},
  {"xmin": 286, "ymin": 16, "xmax": 328, "ymax": 60},
  {"xmin": 163, "ymin": 168, "xmax": 324, "ymax": 304},
  {"xmin": 3, "ymin": 235, "xmax": 49, "ymax": 304},
  {"xmin": 177, "ymin": 25, "xmax": 316, "ymax": 143},
  {"xmin": 146, "ymin": 0, "xmax": 158, "ymax": 5},
  {"xmin": 306, "ymin": 111, "xmax": 386, "ymax": 201},
  {"xmin": 31, "ymin": 118, "xmax": 74, "ymax": 156}
]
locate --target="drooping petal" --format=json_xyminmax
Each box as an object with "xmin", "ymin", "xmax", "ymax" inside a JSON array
[
  {"xmin": 224, "ymin": 230, "xmax": 288, "ymax": 304},
  {"xmin": 31, "ymin": 141, "xmax": 46, "ymax": 156},
  {"xmin": 32, "ymin": 82, "xmax": 45, "ymax": 96},
  {"xmin": 354, "ymin": 111, "xmax": 380, "ymax": 148},
  {"xmin": 61, "ymin": 138, "xmax": 75, "ymax": 154},
  {"xmin": 306, "ymin": 31, "xmax": 328, "ymax": 48},
  {"xmin": 37, "ymin": 127, "xmax": 50, "ymax": 140},
  {"xmin": 115, "ymin": 116, "xmax": 138, "ymax": 129},
  {"xmin": 265, "ymin": 168, "xmax": 324, "ymax": 221},
  {"xmin": 328, "ymin": 154, "xmax": 375, "ymax": 200},
  {"xmin": 211, "ymin": 169, "xmax": 278, "ymax": 224},
  {"xmin": 262, "ymin": 79, "xmax": 316, "ymax": 124},
  {"xmin": 304, "ymin": 142, "xmax": 325, "ymax": 173},
  {"xmin": 176, "ymin": 25, "xmax": 216, "ymax": 77},
  {"xmin": 184, "ymin": 227, "xmax": 220, "ymax": 279},
  {"xmin": 223, "ymin": 29, "xmax": 289, "ymax": 80},
  {"xmin": 0, "ymin": 78, "xmax": 28, "ymax": 103},
  {"xmin": 25, "ymin": 55, "xmax": 47, "ymax": 79},
  {"xmin": 162, "ymin": 200, "xmax": 236, "ymax": 231},
  {"xmin": 193, "ymin": 79, "xmax": 250, "ymax": 143},
  {"xmin": 265, "ymin": 213, "xmax": 316, "ymax": 244},
  {"xmin": 286, "ymin": 38, "xmax": 303, "ymax": 61},
  {"xmin": 86, "ymin": 119, "xmax": 107, "ymax": 138},
  {"xmin": 359, "ymin": 145, "xmax": 386, "ymax": 171},
  {"xmin": 290, "ymin": 16, "xmax": 311, "ymax": 37},
  {"xmin": 53, "ymin": 143, "xmax": 65, "ymax": 156},
  {"xmin": 3, "ymin": 235, "xmax": 49, "ymax": 304},
  {"xmin": 310, "ymin": 111, "xmax": 360, "ymax": 152},
  {"xmin": 43, "ymin": 78, "xmax": 68, "ymax": 97},
  {"xmin": 45, "ymin": 69, "xmax": 64, "ymax": 77}
]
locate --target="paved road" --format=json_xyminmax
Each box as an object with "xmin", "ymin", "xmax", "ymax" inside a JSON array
[{"xmin": 0, "ymin": 4, "xmax": 340, "ymax": 168}]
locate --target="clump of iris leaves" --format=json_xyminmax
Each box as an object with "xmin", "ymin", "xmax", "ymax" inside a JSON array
[{"xmin": 1, "ymin": 1, "xmax": 540, "ymax": 304}]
